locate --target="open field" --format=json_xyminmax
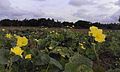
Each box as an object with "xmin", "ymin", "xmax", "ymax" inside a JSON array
[
  {"xmin": 0, "ymin": 27, "xmax": 120, "ymax": 72},
  {"xmin": 0, "ymin": 26, "xmax": 117, "ymax": 32}
]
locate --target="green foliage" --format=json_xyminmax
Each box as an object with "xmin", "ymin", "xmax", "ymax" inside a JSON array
[
  {"xmin": 0, "ymin": 28, "xmax": 120, "ymax": 72},
  {"xmin": 0, "ymin": 48, "xmax": 9, "ymax": 64},
  {"xmin": 32, "ymin": 50, "xmax": 50, "ymax": 65},
  {"xmin": 49, "ymin": 57, "xmax": 63, "ymax": 70},
  {"xmin": 64, "ymin": 53, "xmax": 93, "ymax": 72},
  {"xmin": 106, "ymin": 68, "xmax": 120, "ymax": 72}
]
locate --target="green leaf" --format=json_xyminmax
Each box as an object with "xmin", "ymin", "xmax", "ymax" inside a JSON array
[
  {"xmin": 0, "ymin": 48, "xmax": 9, "ymax": 64},
  {"xmin": 78, "ymin": 64, "xmax": 93, "ymax": 72},
  {"xmin": 64, "ymin": 53, "xmax": 93, "ymax": 72},
  {"xmin": 69, "ymin": 53, "xmax": 93, "ymax": 68},
  {"xmin": 64, "ymin": 62, "xmax": 78, "ymax": 72},
  {"xmin": 49, "ymin": 57, "xmax": 63, "ymax": 70},
  {"xmin": 65, "ymin": 62, "xmax": 93, "ymax": 72},
  {"xmin": 33, "ymin": 52, "xmax": 50, "ymax": 65}
]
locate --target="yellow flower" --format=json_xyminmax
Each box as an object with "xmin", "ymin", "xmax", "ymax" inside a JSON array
[
  {"xmin": 95, "ymin": 33, "xmax": 106, "ymax": 43},
  {"xmin": 89, "ymin": 26, "xmax": 98, "ymax": 35},
  {"xmin": 89, "ymin": 26, "xmax": 103, "ymax": 37},
  {"xmin": 89, "ymin": 26, "xmax": 106, "ymax": 43},
  {"xmin": 90, "ymin": 26, "xmax": 98, "ymax": 31},
  {"xmin": 16, "ymin": 36, "xmax": 28, "ymax": 47},
  {"xmin": 11, "ymin": 46, "xmax": 24, "ymax": 57},
  {"xmin": 25, "ymin": 54, "xmax": 32, "ymax": 59},
  {"xmin": 93, "ymin": 29, "xmax": 103, "ymax": 37},
  {"xmin": 79, "ymin": 43, "xmax": 85, "ymax": 49},
  {"xmin": 5, "ymin": 33, "xmax": 12, "ymax": 39}
]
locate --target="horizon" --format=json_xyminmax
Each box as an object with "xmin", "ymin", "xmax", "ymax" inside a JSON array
[{"xmin": 0, "ymin": 0, "xmax": 120, "ymax": 23}]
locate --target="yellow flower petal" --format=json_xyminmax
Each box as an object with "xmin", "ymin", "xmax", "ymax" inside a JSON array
[
  {"xmin": 89, "ymin": 26, "xmax": 106, "ymax": 43},
  {"xmin": 25, "ymin": 54, "xmax": 32, "ymax": 59},
  {"xmin": 95, "ymin": 34, "xmax": 106, "ymax": 43},
  {"xmin": 5, "ymin": 34, "xmax": 12, "ymax": 39},
  {"xmin": 11, "ymin": 46, "xmax": 24, "ymax": 57},
  {"xmin": 16, "ymin": 36, "xmax": 28, "ymax": 47}
]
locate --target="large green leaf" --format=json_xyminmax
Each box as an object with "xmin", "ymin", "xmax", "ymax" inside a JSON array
[
  {"xmin": 0, "ymin": 48, "xmax": 9, "ymax": 64},
  {"xmin": 69, "ymin": 53, "xmax": 93, "ymax": 68},
  {"xmin": 64, "ymin": 62, "xmax": 78, "ymax": 72},
  {"xmin": 33, "ymin": 52, "xmax": 50, "ymax": 65},
  {"xmin": 49, "ymin": 57, "xmax": 63, "ymax": 70},
  {"xmin": 64, "ymin": 53, "xmax": 93, "ymax": 72},
  {"xmin": 64, "ymin": 62, "xmax": 93, "ymax": 72}
]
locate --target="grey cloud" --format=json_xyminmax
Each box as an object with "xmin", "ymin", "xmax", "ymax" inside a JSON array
[
  {"xmin": 52, "ymin": 17, "xmax": 65, "ymax": 21},
  {"xmin": 0, "ymin": 0, "xmax": 11, "ymax": 9},
  {"xmin": 73, "ymin": 9, "xmax": 89, "ymax": 19},
  {"xmin": 4, "ymin": 9, "xmax": 46, "ymax": 20},
  {"xmin": 0, "ymin": 0, "xmax": 14, "ymax": 16},
  {"xmin": 115, "ymin": 0, "xmax": 120, "ymax": 6},
  {"xmin": 73, "ymin": 8, "xmax": 111, "ymax": 23},
  {"xmin": 33, "ymin": 0, "xmax": 46, "ymax": 1},
  {"xmin": 69, "ymin": 0, "xmax": 96, "ymax": 6},
  {"xmin": 0, "ymin": 0, "xmax": 45, "ymax": 19},
  {"xmin": 108, "ymin": 10, "xmax": 120, "ymax": 23},
  {"xmin": 97, "ymin": 4, "xmax": 112, "ymax": 12}
]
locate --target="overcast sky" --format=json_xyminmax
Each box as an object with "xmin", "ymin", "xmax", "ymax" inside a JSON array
[{"xmin": 0, "ymin": 0, "xmax": 120, "ymax": 23}]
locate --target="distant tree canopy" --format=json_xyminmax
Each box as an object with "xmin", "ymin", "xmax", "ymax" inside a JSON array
[{"xmin": 0, "ymin": 18, "xmax": 120, "ymax": 30}]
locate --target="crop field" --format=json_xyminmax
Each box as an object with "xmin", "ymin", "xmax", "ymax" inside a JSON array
[{"xmin": 0, "ymin": 26, "xmax": 120, "ymax": 72}]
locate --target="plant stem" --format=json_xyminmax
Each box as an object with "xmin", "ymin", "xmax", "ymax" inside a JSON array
[
  {"xmin": 9, "ymin": 58, "xmax": 12, "ymax": 72},
  {"xmin": 45, "ymin": 63, "xmax": 50, "ymax": 72},
  {"xmin": 93, "ymin": 44, "xmax": 100, "ymax": 62}
]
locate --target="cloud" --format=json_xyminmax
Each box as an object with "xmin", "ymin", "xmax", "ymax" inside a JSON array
[
  {"xmin": 73, "ymin": 5, "xmax": 119, "ymax": 23},
  {"xmin": 34, "ymin": 0, "xmax": 46, "ymax": 1},
  {"xmin": 0, "ymin": 0, "xmax": 11, "ymax": 9},
  {"xmin": 108, "ymin": 10, "xmax": 120, "ymax": 22},
  {"xmin": 115, "ymin": 0, "xmax": 120, "ymax": 6},
  {"xmin": 69, "ymin": 0, "xmax": 119, "ymax": 23},
  {"xmin": 0, "ymin": 0, "xmax": 14, "ymax": 18},
  {"xmin": 0, "ymin": 0, "xmax": 45, "ymax": 19},
  {"xmin": 69, "ymin": 0, "xmax": 96, "ymax": 6},
  {"xmin": 0, "ymin": 0, "xmax": 119, "ymax": 23},
  {"xmin": 73, "ymin": 7, "xmax": 110, "ymax": 22}
]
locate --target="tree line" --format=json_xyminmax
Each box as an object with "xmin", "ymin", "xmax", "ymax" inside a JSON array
[{"xmin": 0, "ymin": 18, "xmax": 120, "ymax": 30}]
